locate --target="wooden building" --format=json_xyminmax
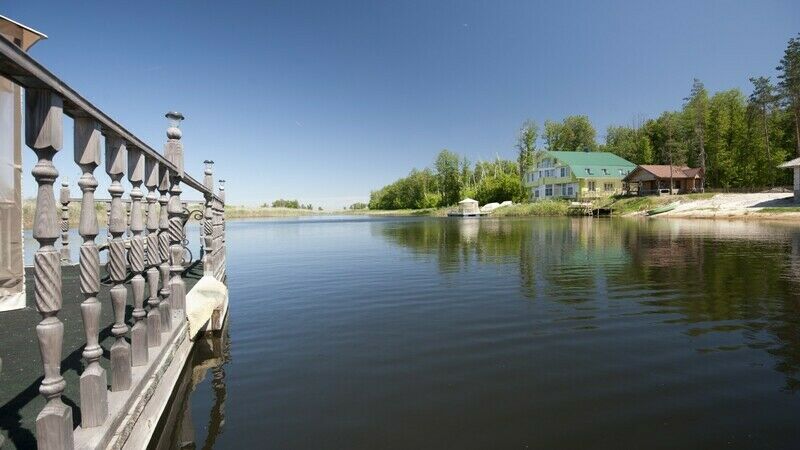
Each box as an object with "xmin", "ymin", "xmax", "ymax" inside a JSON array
[
  {"xmin": 779, "ymin": 157, "xmax": 800, "ymax": 203},
  {"xmin": 623, "ymin": 165, "xmax": 704, "ymax": 196}
]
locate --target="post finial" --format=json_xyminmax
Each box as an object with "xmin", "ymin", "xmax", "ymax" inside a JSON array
[
  {"xmin": 203, "ymin": 160, "xmax": 214, "ymax": 191},
  {"xmin": 165, "ymin": 111, "xmax": 184, "ymax": 140}
]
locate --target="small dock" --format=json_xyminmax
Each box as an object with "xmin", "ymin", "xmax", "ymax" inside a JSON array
[{"xmin": 567, "ymin": 202, "xmax": 613, "ymax": 217}]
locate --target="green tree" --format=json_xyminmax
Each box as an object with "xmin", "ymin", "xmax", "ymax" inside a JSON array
[
  {"xmin": 748, "ymin": 76, "xmax": 779, "ymax": 185},
  {"xmin": 516, "ymin": 120, "xmax": 538, "ymax": 181},
  {"xmin": 605, "ymin": 123, "xmax": 653, "ymax": 164},
  {"xmin": 777, "ymin": 33, "xmax": 800, "ymax": 157},
  {"xmin": 543, "ymin": 119, "xmax": 562, "ymax": 151},
  {"xmin": 475, "ymin": 172, "xmax": 523, "ymax": 205},
  {"xmin": 543, "ymin": 116, "xmax": 597, "ymax": 151},
  {"xmin": 435, "ymin": 149, "xmax": 463, "ymax": 206},
  {"xmin": 684, "ymin": 79, "xmax": 708, "ymax": 191}
]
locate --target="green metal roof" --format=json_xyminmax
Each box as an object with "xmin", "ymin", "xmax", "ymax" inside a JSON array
[{"xmin": 545, "ymin": 151, "xmax": 636, "ymax": 179}]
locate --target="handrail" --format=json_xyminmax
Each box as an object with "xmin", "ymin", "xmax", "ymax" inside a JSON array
[{"xmin": 0, "ymin": 34, "xmax": 221, "ymax": 203}]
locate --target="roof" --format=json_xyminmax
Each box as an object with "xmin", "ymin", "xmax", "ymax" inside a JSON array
[
  {"xmin": 458, "ymin": 198, "xmax": 478, "ymax": 204},
  {"xmin": 544, "ymin": 151, "xmax": 636, "ymax": 179},
  {"xmin": 779, "ymin": 157, "xmax": 800, "ymax": 168},
  {"xmin": 625, "ymin": 165, "xmax": 704, "ymax": 181}
]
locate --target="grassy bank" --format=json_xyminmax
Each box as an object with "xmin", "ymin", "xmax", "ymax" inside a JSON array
[
  {"xmin": 224, "ymin": 205, "xmax": 321, "ymax": 219},
  {"xmin": 489, "ymin": 200, "xmax": 570, "ymax": 217}
]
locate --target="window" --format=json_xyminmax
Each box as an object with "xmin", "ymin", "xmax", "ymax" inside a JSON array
[
  {"xmin": 619, "ymin": 169, "xmax": 625, "ymax": 176},
  {"xmin": 545, "ymin": 184, "xmax": 553, "ymax": 196},
  {"xmin": 604, "ymin": 183, "xmax": 613, "ymax": 191},
  {"xmin": 560, "ymin": 167, "xmax": 567, "ymax": 177},
  {"xmin": 566, "ymin": 186, "xmax": 574, "ymax": 196},
  {"xmin": 602, "ymin": 168, "xmax": 609, "ymax": 176},
  {"xmin": 585, "ymin": 168, "xmax": 593, "ymax": 175},
  {"xmin": 588, "ymin": 181, "xmax": 596, "ymax": 192},
  {"xmin": 534, "ymin": 189, "xmax": 540, "ymax": 198}
]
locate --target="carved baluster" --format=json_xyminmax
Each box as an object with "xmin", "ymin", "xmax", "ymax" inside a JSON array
[
  {"xmin": 164, "ymin": 112, "xmax": 186, "ymax": 312},
  {"xmin": 26, "ymin": 89, "xmax": 74, "ymax": 449},
  {"xmin": 74, "ymin": 118, "xmax": 108, "ymax": 428},
  {"xmin": 59, "ymin": 180, "xmax": 70, "ymax": 263},
  {"xmin": 105, "ymin": 135, "xmax": 131, "ymax": 391},
  {"xmin": 158, "ymin": 164, "xmax": 172, "ymax": 331},
  {"xmin": 105, "ymin": 203, "xmax": 111, "ymax": 242},
  {"xmin": 127, "ymin": 148, "xmax": 148, "ymax": 366},
  {"xmin": 202, "ymin": 161, "xmax": 214, "ymax": 276},
  {"xmin": 145, "ymin": 157, "xmax": 162, "ymax": 346},
  {"xmin": 218, "ymin": 180, "xmax": 226, "ymax": 282}
]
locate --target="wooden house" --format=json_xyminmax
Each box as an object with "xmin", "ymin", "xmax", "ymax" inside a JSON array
[{"xmin": 623, "ymin": 165, "xmax": 704, "ymax": 196}]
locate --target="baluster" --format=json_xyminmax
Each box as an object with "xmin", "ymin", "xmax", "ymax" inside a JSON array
[
  {"xmin": 127, "ymin": 147, "xmax": 148, "ymax": 366},
  {"xmin": 218, "ymin": 180, "xmax": 226, "ymax": 282},
  {"xmin": 202, "ymin": 160, "xmax": 214, "ymax": 277},
  {"xmin": 158, "ymin": 164, "xmax": 172, "ymax": 331},
  {"xmin": 105, "ymin": 203, "xmax": 111, "ymax": 243},
  {"xmin": 26, "ymin": 89, "xmax": 74, "ymax": 449},
  {"xmin": 145, "ymin": 157, "xmax": 162, "ymax": 346},
  {"xmin": 74, "ymin": 118, "xmax": 108, "ymax": 428},
  {"xmin": 105, "ymin": 134, "xmax": 131, "ymax": 391},
  {"xmin": 164, "ymin": 112, "xmax": 186, "ymax": 312},
  {"xmin": 59, "ymin": 180, "xmax": 70, "ymax": 263}
]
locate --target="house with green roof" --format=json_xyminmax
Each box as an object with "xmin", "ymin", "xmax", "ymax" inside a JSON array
[{"xmin": 524, "ymin": 151, "xmax": 636, "ymax": 201}]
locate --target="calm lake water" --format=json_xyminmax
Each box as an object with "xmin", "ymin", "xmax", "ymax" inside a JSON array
[{"xmin": 155, "ymin": 216, "xmax": 800, "ymax": 449}]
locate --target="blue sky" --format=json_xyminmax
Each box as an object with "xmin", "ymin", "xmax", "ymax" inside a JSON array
[{"xmin": 8, "ymin": 0, "xmax": 800, "ymax": 208}]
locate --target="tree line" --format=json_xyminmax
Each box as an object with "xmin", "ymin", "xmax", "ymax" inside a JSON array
[
  {"xmin": 369, "ymin": 33, "xmax": 800, "ymax": 209},
  {"xmin": 262, "ymin": 199, "xmax": 317, "ymax": 210}
]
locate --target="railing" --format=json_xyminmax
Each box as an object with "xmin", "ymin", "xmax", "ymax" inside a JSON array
[{"xmin": 0, "ymin": 34, "xmax": 227, "ymax": 449}]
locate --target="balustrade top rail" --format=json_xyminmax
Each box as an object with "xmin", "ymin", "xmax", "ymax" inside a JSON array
[{"xmin": 0, "ymin": 34, "xmax": 221, "ymax": 203}]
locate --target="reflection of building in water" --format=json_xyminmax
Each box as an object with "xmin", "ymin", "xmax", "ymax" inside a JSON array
[{"xmin": 150, "ymin": 323, "xmax": 230, "ymax": 450}]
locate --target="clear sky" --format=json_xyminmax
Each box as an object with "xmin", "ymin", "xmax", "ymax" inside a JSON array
[{"xmin": 8, "ymin": 0, "xmax": 800, "ymax": 208}]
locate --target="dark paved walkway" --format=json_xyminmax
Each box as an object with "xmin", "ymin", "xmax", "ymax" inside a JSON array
[{"xmin": 0, "ymin": 261, "xmax": 204, "ymax": 450}]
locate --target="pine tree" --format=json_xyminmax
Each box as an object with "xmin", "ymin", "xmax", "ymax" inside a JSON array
[{"xmin": 777, "ymin": 33, "xmax": 800, "ymax": 157}]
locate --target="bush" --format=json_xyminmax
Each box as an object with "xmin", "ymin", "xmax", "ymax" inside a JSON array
[{"xmin": 475, "ymin": 173, "xmax": 524, "ymax": 205}]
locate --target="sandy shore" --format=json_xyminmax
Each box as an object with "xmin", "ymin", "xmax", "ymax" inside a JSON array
[{"xmin": 642, "ymin": 193, "xmax": 800, "ymax": 220}]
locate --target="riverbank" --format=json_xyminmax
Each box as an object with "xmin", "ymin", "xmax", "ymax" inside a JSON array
[{"xmin": 23, "ymin": 193, "xmax": 800, "ymax": 230}]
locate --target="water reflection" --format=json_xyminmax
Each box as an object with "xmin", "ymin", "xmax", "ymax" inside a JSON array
[
  {"xmin": 149, "ymin": 323, "xmax": 230, "ymax": 450},
  {"xmin": 377, "ymin": 217, "xmax": 800, "ymax": 390}
]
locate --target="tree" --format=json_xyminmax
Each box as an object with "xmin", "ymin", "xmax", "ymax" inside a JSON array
[
  {"xmin": 777, "ymin": 33, "xmax": 800, "ymax": 157},
  {"xmin": 605, "ymin": 122, "xmax": 653, "ymax": 164},
  {"xmin": 748, "ymin": 76, "xmax": 778, "ymax": 184},
  {"xmin": 684, "ymin": 79, "xmax": 708, "ymax": 191},
  {"xmin": 516, "ymin": 120, "xmax": 538, "ymax": 182},
  {"xmin": 435, "ymin": 149, "xmax": 463, "ymax": 206},
  {"xmin": 475, "ymin": 172, "xmax": 523, "ymax": 205},
  {"xmin": 543, "ymin": 120, "xmax": 562, "ymax": 151},
  {"xmin": 542, "ymin": 116, "xmax": 597, "ymax": 151}
]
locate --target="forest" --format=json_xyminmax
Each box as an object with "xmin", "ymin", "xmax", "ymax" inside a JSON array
[{"xmin": 369, "ymin": 33, "xmax": 800, "ymax": 210}]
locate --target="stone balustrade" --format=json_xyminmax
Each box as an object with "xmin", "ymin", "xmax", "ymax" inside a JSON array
[{"xmin": 0, "ymin": 33, "xmax": 227, "ymax": 450}]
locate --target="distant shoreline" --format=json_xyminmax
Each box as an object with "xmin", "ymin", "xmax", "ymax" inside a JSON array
[{"xmin": 22, "ymin": 193, "xmax": 800, "ymax": 230}]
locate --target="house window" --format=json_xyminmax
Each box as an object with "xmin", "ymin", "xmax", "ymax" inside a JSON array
[
  {"xmin": 619, "ymin": 169, "xmax": 624, "ymax": 176},
  {"xmin": 560, "ymin": 167, "xmax": 566, "ymax": 177},
  {"xmin": 602, "ymin": 168, "xmax": 609, "ymax": 176},
  {"xmin": 588, "ymin": 181, "xmax": 596, "ymax": 192},
  {"xmin": 585, "ymin": 168, "xmax": 592, "ymax": 175},
  {"xmin": 604, "ymin": 182, "xmax": 613, "ymax": 191},
  {"xmin": 567, "ymin": 185, "xmax": 574, "ymax": 196},
  {"xmin": 534, "ymin": 189, "xmax": 540, "ymax": 198},
  {"xmin": 545, "ymin": 184, "xmax": 553, "ymax": 196}
]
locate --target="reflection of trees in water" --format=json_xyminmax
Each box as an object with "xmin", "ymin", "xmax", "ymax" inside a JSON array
[
  {"xmin": 149, "ymin": 326, "xmax": 231, "ymax": 450},
  {"xmin": 377, "ymin": 217, "xmax": 800, "ymax": 390}
]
